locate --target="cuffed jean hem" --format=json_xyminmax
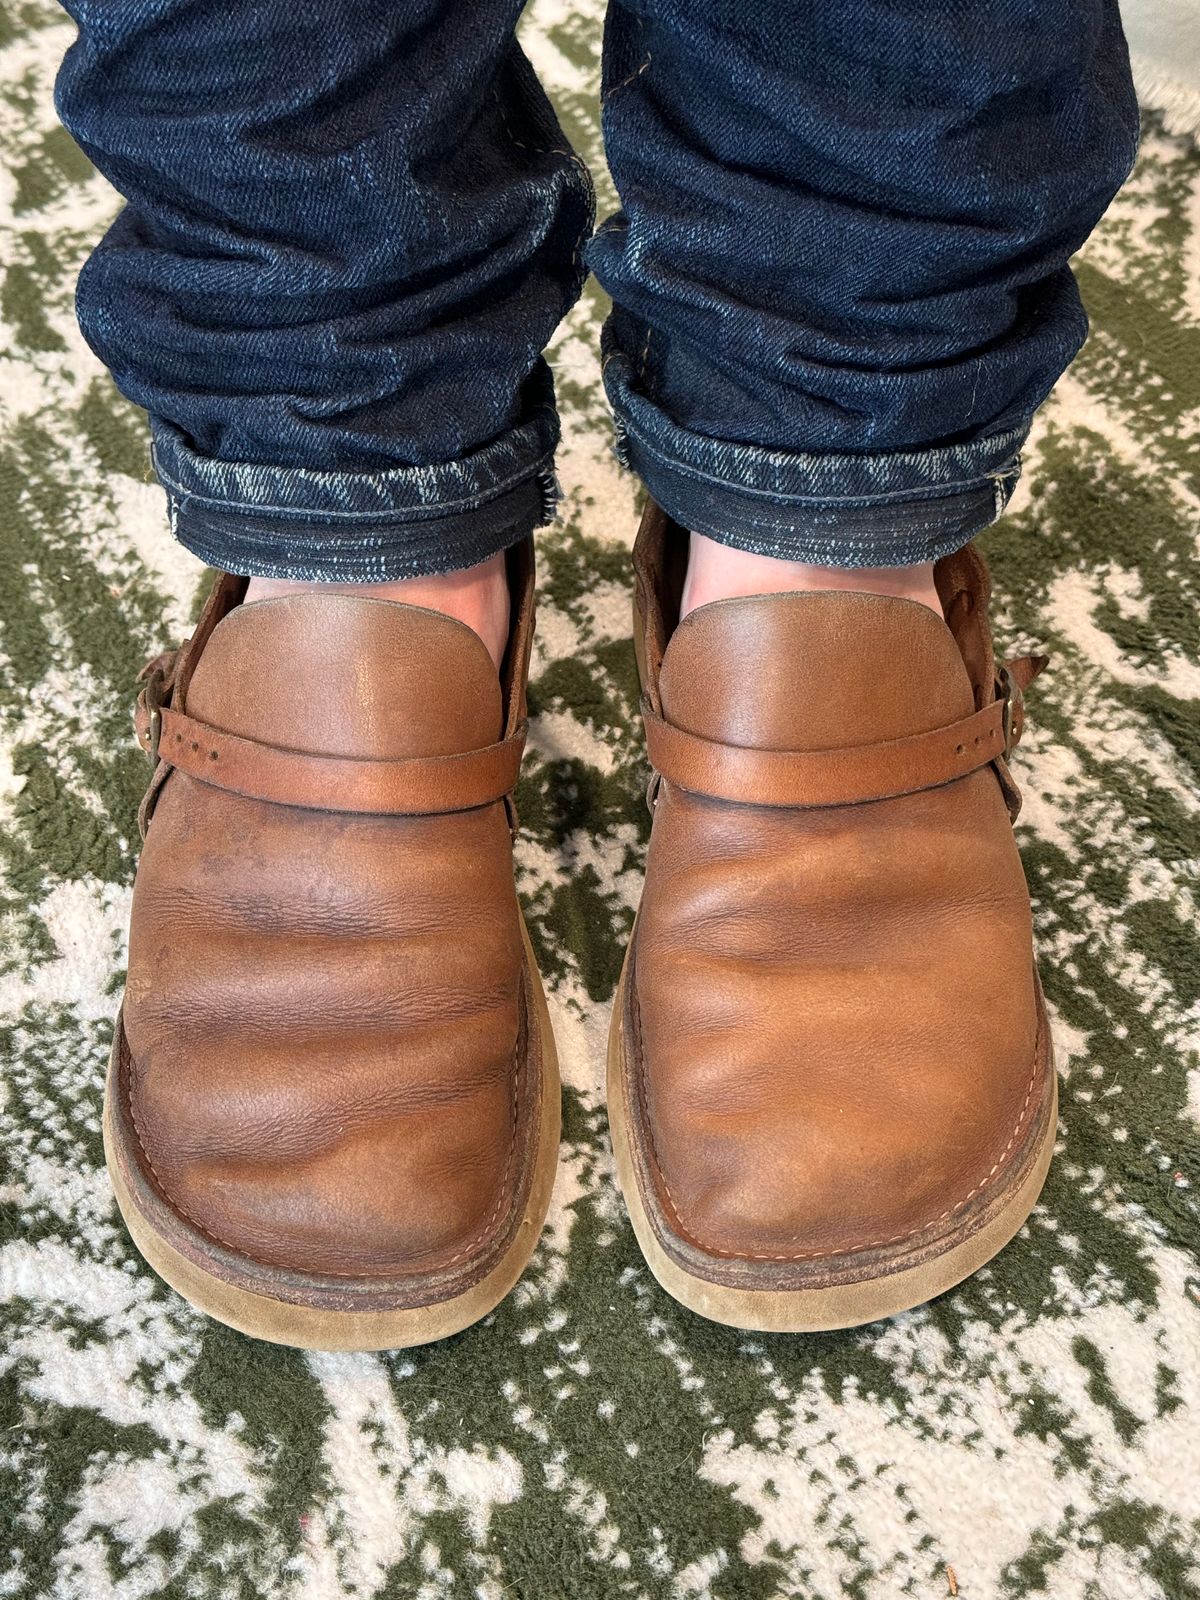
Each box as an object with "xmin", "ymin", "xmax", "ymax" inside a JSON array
[
  {"xmin": 603, "ymin": 353, "xmax": 1028, "ymax": 569},
  {"xmin": 149, "ymin": 405, "xmax": 561, "ymax": 582}
]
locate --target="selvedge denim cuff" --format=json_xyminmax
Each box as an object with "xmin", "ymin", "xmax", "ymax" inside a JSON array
[
  {"xmin": 603, "ymin": 350, "xmax": 1028, "ymax": 570},
  {"xmin": 150, "ymin": 393, "xmax": 561, "ymax": 583}
]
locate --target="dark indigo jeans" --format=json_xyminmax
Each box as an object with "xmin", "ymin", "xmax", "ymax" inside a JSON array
[{"xmin": 55, "ymin": 0, "xmax": 1138, "ymax": 578}]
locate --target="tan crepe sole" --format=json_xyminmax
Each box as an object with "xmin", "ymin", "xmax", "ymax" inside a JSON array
[
  {"xmin": 105, "ymin": 919, "xmax": 561, "ymax": 1351},
  {"xmin": 607, "ymin": 950, "xmax": 1057, "ymax": 1332}
]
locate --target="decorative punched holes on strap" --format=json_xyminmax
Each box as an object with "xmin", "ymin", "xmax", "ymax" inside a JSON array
[
  {"xmin": 642, "ymin": 658, "xmax": 1042, "ymax": 812},
  {"xmin": 134, "ymin": 682, "xmax": 525, "ymax": 818}
]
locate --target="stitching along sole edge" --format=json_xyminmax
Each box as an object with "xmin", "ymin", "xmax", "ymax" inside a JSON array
[
  {"xmin": 607, "ymin": 943, "xmax": 1058, "ymax": 1333},
  {"xmin": 103, "ymin": 918, "xmax": 562, "ymax": 1351}
]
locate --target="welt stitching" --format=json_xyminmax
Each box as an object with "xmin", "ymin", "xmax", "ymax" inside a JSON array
[
  {"xmin": 632, "ymin": 969, "xmax": 1046, "ymax": 1263},
  {"xmin": 123, "ymin": 1021, "xmax": 523, "ymax": 1279},
  {"xmin": 441, "ymin": 1011, "xmax": 521, "ymax": 1267}
]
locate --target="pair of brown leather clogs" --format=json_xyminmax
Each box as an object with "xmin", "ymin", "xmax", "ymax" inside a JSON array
[{"xmin": 105, "ymin": 503, "xmax": 1054, "ymax": 1347}]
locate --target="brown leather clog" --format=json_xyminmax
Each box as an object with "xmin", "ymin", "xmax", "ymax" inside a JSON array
[
  {"xmin": 106, "ymin": 543, "xmax": 559, "ymax": 1349},
  {"xmin": 609, "ymin": 503, "xmax": 1054, "ymax": 1330}
]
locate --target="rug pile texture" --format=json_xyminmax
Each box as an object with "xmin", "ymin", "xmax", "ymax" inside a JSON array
[{"xmin": 1, "ymin": 4, "xmax": 1198, "ymax": 1597}]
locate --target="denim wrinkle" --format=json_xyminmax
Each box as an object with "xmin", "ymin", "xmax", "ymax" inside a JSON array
[
  {"xmin": 589, "ymin": 0, "xmax": 1138, "ymax": 565},
  {"xmin": 57, "ymin": 0, "xmax": 593, "ymax": 579},
  {"xmin": 57, "ymin": 0, "xmax": 1138, "ymax": 575}
]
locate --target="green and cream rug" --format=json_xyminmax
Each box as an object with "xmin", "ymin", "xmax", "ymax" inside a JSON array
[{"xmin": 2, "ymin": 4, "xmax": 1198, "ymax": 1596}]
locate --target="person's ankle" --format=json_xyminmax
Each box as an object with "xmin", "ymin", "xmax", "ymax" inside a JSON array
[
  {"xmin": 243, "ymin": 552, "xmax": 511, "ymax": 669},
  {"xmin": 680, "ymin": 532, "xmax": 943, "ymax": 620}
]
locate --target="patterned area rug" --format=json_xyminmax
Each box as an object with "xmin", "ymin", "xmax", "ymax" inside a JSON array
[{"xmin": 2, "ymin": 4, "xmax": 1198, "ymax": 1597}]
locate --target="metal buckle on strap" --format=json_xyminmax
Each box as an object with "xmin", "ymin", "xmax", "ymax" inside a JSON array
[
  {"xmin": 144, "ymin": 673, "xmax": 169, "ymax": 764},
  {"xmin": 996, "ymin": 665, "xmax": 1024, "ymax": 757},
  {"xmin": 136, "ymin": 652, "xmax": 177, "ymax": 765}
]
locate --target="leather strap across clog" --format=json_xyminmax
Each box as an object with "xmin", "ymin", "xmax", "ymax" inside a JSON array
[
  {"xmin": 136, "ymin": 698, "xmax": 527, "ymax": 816},
  {"xmin": 641, "ymin": 654, "xmax": 1044, "ymax": 812},
  {"xmin": 106, "ymin": 543, "xmax": 560, "ymax": 1351},
  {"xmin": 607, "ymin": 501, "xmax": 1057, "ymax": 1333}
]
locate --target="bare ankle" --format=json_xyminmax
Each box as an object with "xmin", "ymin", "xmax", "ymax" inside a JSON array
[
  {"xmin": 243, "ymin": 553, "xmax": 511, "ymax": 669},
  {"xmin": 680, "ymin": 532, "xmax": 942, "ymax": 619}
]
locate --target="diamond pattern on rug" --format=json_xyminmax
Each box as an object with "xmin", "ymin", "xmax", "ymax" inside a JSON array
[{"xmin": 1, "ymin": 4, "xmax": 1197, "ymax": 1596}]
